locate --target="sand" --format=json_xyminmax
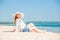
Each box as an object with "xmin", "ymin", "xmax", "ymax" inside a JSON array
[{"xmin": 0, "ymin": 26, "xmax": 60, "ymax": 40}]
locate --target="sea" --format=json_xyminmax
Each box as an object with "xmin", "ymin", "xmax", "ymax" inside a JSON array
[{"xmin": 0, "ymin": 21, "xmax": 60, "ymax": 33}]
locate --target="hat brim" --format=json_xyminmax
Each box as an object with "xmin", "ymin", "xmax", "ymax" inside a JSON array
[{"xmin": 13, "ymin": 12, "xmax": 24, "ymax": 18}]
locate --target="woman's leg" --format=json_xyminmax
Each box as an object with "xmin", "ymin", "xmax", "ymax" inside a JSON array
[{"xmin": 28, "ymin": 23, "xmax": 46, "ymax": 33}]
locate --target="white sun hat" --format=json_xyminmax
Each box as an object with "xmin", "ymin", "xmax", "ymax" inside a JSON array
[{"xmin": 13, "ymin": 12, "xmax": 24, "ymax": 18}]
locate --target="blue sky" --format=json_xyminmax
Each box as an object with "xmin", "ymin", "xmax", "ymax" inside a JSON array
[{"xmin": 0, "ymin": 0, "xmax": 60, "ymax": 22}]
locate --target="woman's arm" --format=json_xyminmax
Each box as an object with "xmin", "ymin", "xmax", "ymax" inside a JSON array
[
  {"xmin": 16, "ymin": 19, "xmax": 19, "ymax": 28},
  {"xmin": 13, "ymin": 19, "xmax": 19, "ymax": 32}
]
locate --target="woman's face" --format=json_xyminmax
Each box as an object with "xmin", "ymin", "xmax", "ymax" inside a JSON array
[{"xmin": 16, "ymin": 14, "xmax": 21, "ymax": 18}]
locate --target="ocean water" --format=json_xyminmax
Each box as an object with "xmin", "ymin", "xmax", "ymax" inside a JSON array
[
  {"xmin": 0, "ymin": 21, "xmax": 60, "ymax": 33},
  {"xmin": 37, "ymin": 26, "xmax": 60, "ymax": 33}
]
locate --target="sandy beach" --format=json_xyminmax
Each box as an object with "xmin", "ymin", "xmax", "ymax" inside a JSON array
[{"xmin": 0, "ymin": 26, "xmax": 60, "ymax": 40}]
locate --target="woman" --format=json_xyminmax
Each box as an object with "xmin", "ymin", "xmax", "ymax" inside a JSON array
[
  {"xmin": 13, "ymin": 12, "xmax": 28, "ymax": 32},
  {"xmin": 27, "ymin": 23, "xmax": 46, "ymax": 33}
]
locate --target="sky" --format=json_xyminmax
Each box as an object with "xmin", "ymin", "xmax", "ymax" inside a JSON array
[{"xmin": 0, "ymin": 0, "xmax": 60, "ymax": 22}]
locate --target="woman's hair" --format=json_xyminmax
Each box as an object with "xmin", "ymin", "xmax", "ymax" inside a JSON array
[{"xmin": 14, "ymin": 14, "xmax": 20, "ymax": 24}]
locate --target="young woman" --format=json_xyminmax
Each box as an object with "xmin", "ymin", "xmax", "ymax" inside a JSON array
[{"xmin": 13, "ymin": 12, "xmax": 28, "ymax": 32}]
